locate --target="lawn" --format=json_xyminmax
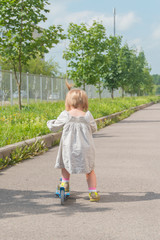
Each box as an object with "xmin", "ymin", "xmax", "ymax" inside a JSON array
[{"xmin": 0, "ymin": 96, "xmax": 160, "ymax": 148}]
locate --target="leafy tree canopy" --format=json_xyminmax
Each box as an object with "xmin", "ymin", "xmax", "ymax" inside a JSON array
[
  {"xmin": 0, "ymin": 0, "xmax": 65, "ymax": 109},
  {"xmin": 63, "ymin": 21, "xmax": 107, "ymax": 93}
]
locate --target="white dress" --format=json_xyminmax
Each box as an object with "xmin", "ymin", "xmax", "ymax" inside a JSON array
[{"xmin": 47, "ymin": 110, "xmax": 97, "ymax": 174}]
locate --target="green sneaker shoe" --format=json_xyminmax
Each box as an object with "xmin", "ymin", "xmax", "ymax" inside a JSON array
[{"xmin": 89, "ymin": 192, "xmax": 100, "ymax": 202}]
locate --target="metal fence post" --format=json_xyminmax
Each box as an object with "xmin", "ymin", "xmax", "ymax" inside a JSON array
[{"xmin": 10, "ymin": 70, "xmax": 13, "ymax": 106}]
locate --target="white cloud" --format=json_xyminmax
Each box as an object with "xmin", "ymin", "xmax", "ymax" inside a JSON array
[
  {"xmin": 40, "ymin": 1, "xmax": 77, "ymax": 27},
  {"xmin": 40, "ymin": 1, "xmax": 140, "ymax": 35},
  {"xmin": 66, "ymin": 11, "xmax": 95, "ymax": 25},
  {"xmin": 117, "ymin": 12, "xmax": 140, "ymax": 31},
  {"xmin": 152, "ymin": 24, "xmax": 160, "ymax": 40}
]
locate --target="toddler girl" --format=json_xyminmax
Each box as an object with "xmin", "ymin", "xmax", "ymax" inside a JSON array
[{"xmin": 47, "ymin": 87, "xmax": 100, "ymax": 202}]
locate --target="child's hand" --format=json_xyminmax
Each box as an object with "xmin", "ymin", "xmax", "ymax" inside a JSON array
[{"xmin": 47, "ymin": 120, "xmax": 56, "ymax": 131}]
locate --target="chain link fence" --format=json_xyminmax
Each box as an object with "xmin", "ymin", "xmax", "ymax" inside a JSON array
[{"xmin": 0, "ymin": 69, "xmax": 122, "ymax": 106}]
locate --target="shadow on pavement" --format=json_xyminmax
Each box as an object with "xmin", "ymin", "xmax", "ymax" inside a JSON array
[
  {"xmin": 0, "ymin": 189, "xmax": 55, "ymax": 219},
  {"xmin": 1, "ymin": 189, "xmax": 160, "ymax": 219},
  {"xmin": 99, "ymin": 191, "xmax": 160, "ymax": 203},
  {"xmin": 0, "ymin": 189, "xmax": 111, "ymax": 219}
]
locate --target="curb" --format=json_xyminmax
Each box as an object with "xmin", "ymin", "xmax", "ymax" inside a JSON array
[
  {"xmin": 0, "ymin": 102, "xmax": 154, "ymax": 160},
  {"xmin": 0, "ymin": 132, "xmax": 62, "ymax": 159}
]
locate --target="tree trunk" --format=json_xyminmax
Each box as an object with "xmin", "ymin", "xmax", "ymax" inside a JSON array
[
  {"xmin": 18, "ymin": 83, "xmax": 22, "ymax": 110},
  {"xmin": 98, "ymin": 81, "xmax": 102, "ymax": 99},
  {"xmin": 111, "ymin": 88, "xmax": 114, "ymax": 99},
  {"xmin": 18, "ymin": 57, "xmax": 22, "ymax": 110},
  {"xmin": 99, "ymin": 89, "xmax": 101, "ymax": 100},
  {"xmin": 122, "ymin": 88, "xmax": 125, "ymax": 98},
  {"xmin": 13, "ymin": 67, "xmax": 22, "ymax": 110},
  {"xmin": 83, "ymin": 79, "xmax": 85, "ymax": 90}
]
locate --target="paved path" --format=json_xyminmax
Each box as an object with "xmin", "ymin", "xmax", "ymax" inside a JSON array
[{"xmin": 0, "ymin": 103, "xmax": 160, "ymax": 240}]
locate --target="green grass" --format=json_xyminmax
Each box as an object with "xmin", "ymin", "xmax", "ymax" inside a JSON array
[{"xmin": 0, "ymin": 96, "xmax": 160, "ymax": 148}]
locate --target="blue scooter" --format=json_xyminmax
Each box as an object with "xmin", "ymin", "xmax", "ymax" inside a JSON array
[{"xmin": 55, "ymin": 178, "xmax": 70, "ymax": 205}]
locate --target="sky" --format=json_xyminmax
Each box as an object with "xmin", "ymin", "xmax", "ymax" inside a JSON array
[{"xmin": 40, "ymin": 0, "xmax": 160, "ymax": 75}]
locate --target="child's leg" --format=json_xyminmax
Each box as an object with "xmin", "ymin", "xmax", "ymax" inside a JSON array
[
  {"xmin": 60, "ymin": 168, "xmax": 70, "ymax": 192},
  {"xmin": 86, "ymin": 170, "xmax": 97, "ymax": 190},
  {"xmin": 61, "ymin": 168, "xmax": 70, "ymax": 180},
  {"xmin": 86, "ymin": 170, "xmax": 100, "ymax": 201}
]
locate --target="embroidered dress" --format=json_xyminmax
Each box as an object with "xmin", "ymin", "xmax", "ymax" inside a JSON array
[{"xmin": 47, "ymin": 110, "xmax": 97, "ymax": 174}]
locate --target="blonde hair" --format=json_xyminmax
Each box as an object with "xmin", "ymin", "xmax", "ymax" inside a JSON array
[{"xmin": 65, "ymin": 88, "xmax": 88, "ymax": 111}]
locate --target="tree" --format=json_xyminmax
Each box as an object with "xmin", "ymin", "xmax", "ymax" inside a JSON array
[
  {"xmin": 0, "ymin": 0, "xmax": 65, "ymax": 109},
  {"xmin": 124, "ymin": 50, "xmax": 138, "ymax": 95},
  {"xmin": 118, "ymin": 44, "xmax": 134, "ymax": 97},
  {"xmin": 140, "ymin": 67, "xmax": 153, "ymax": 95},
  {"xmin": 103, "ymin": 36, "xmax": 122, "ymax": 98},
  {"xmin": 63, "ymin": 21, "xmax": 107, "ymax": 97},
  {"xmin": 123, "ymin": 50, "xmax": 153, "ymax": 96},
  {"xmin": 135, "ymin": 51, "xmax": 146, "ymax": 95},
  {"xmin": 87, "ymin": 22, "xmax": 107, "ymax": 98},
  {"xmin": 63, "ymin": 23, "xmax": 88, "ymax": 90},
  {"xmin": 136, "ymin": 51, "xmax": 153, "ymax": 95}
]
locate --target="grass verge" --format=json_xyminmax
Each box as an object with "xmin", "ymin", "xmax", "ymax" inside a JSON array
[{"xmin": 0, "ymin": 96, "xmax": 160, "ymax": 170}]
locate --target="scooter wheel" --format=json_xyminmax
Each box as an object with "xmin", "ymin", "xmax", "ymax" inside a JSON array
[
  {"xmin": 66, "ymin": 194, "xmax": 70, "ymax": 199},
  {"xmin": 60, "ymin": 189, "xmax": 65, "ymax": 205}
]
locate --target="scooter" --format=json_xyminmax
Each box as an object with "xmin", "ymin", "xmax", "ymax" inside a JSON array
[{"xmin": 55, "ymin": 178, "xmax": 70, "ymax": 205}]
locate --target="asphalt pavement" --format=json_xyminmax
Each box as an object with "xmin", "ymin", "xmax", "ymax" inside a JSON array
[{"xmin": 0, "ymin": 103, "xmax": 160, "ymax": 240}]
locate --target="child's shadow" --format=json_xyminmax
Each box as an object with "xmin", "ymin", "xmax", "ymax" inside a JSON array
[
  {"xmin": 98, "ymin": 191, "xmax": 160, "ymax": 203},
  {"xmin": 55, "ymin": 191, "xmax": 160, "ymax": 205}
]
